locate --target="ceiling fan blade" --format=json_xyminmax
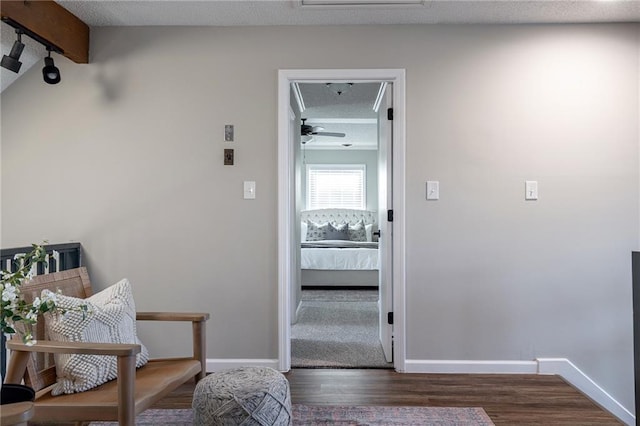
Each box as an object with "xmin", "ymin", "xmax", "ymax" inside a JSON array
[{"xmin": 313, "ymin": 132, "xmax": 346, "ymax": 137}]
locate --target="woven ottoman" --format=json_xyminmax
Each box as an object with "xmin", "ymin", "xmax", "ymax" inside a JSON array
[{"xmin": 192, "ymin": 366, "xmax": 292, "ymax": 426}]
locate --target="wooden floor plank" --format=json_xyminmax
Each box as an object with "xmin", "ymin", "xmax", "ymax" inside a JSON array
[{"xmin": 153, "ymin": 369, "xmax": 623, "ymax": 425}]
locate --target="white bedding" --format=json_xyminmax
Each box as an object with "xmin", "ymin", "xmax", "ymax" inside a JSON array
[{"xmin": 301, "ymin": 240, "xmax": 379, "ymax": 270}]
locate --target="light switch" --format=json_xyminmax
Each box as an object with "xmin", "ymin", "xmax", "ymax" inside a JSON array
[
  {"xmin": 525, "ymin": 180, "xmax": 538, "ymax": 200},
  {"xmin": 426, "ymin": 181, "xmax": 439, "ymax": 200},
  {"xmin": 244, "ymin": 181, "xmax": 256, "ymax": 199},
  {"xmin": 225, "ymin": 125, "xmax": 234, "ymax": 142}
]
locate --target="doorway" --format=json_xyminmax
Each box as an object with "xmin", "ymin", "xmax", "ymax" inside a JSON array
[{"xmin": 277, "ymin": 69, "xmax": 407, "ymax": 372}]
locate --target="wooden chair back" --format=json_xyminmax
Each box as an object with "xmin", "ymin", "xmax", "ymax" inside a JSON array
[{"xmin": 13, "ymin": 268, "xmax": 93, "ymax": 392}]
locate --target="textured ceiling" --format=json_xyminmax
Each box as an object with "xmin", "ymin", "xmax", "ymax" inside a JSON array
[
  {"xmin": 1, "ymin": 0, "xmax": 639, "ymax": 92},
  {"xmin": 298, "ymin": 82, "xmax": 381, "ymax": 150}
]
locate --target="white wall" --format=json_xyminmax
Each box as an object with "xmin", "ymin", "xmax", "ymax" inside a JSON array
[
  {"xmin": 1, "ymin": 24, "xmax": 638, "ymax": 412},
  {"xmin": 301, "ymin": 149, "xmax": 378, "ymax": 211}
]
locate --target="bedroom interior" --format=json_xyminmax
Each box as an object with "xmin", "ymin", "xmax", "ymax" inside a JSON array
[
  {"xmin": 290, "ymin": 81, "xmax": 393, "ymax": 368},
  {"xmin": 0, "ymin": 0, "xmax": 638, "ymax": 424}
]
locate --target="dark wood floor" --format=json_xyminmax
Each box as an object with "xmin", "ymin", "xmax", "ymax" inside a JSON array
[{"xmin": 154, "ymin": 368, "xmax": 623, "ymax": 425}]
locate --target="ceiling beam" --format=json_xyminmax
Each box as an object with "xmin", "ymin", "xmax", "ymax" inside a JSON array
[{"xmin": 0, "ymin": 0, "xmax": 89, "ymax": 64}]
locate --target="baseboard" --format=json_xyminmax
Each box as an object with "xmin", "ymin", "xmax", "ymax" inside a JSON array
[
  {"xmin": 206, "ymin": 359, "xmax": 280, "ymax": 372},
  {"xmin": 404, "ymin": 359, "xmax": 538, "ymax": 374},
  {"xmin": 537, "ymin": 358, "xmax": 635, "ymax": 426}
]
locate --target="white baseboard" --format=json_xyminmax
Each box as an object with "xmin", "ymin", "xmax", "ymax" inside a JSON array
[
  {"xmin": 405, "ymin": 359, "xmax": 538, "ymax": 374},
  {"xmin": 206, "ymin": 359, "xmax": 280, "ymax": 372},
  {"xmin": 537, "ymin": 358, "xmax": 634, "ymax": 426}
]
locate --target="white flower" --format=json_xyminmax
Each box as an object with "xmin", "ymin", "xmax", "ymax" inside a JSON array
[
  {"xmin": 25, "ymin": 311, "xmax": 38, "ymax": 321},
  {"xmin": 32, "ymin": 296, "xmax": 42, "ymax": 309},
  {"xmin": 2, "ymin": 283, "xmax": 17, "ymax": 302}
]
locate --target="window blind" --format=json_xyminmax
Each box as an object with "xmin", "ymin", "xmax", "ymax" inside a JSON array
[{"xmin": 307, "ymin": 164, "xmax": 366, "ymax": 210}]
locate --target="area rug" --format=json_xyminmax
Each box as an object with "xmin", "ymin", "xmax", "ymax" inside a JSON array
[{"xmin": 90, "ymin": 405, "xmax": 495, "ymax": 425}]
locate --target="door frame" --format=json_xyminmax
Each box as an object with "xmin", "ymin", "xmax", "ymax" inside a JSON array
[{"xmin": 277, "ymin": 68, "xmax": 406, "ymax": 372}]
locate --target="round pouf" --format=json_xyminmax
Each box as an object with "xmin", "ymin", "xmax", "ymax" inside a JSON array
[{"xmin": 192, "ymin": 366, "xmax": 292, "ymax": 426}]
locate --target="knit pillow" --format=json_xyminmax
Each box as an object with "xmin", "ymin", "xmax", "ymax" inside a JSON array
[{"xmin": 42, "ymin": 278, "xmax": 149, "ymax": 395}]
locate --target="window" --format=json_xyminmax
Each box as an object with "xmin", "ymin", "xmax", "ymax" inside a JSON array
[{"xmin": 307, "ymin": 164, "xmax": 366, "ymax": 210}]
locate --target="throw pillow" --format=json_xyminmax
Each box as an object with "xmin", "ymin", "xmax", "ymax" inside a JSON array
[
  {"xmin": 326, "ymin": 222, "xmax": 349, "ymax": 240},
  {"xmin": 42, "ymin": 278, "xmax": 149, "ymax": 395},
  {"xmin": 348, "ymin": 220, "xmax": 367, "ymax": 242},
  {"xmin": 306, "ymin": 220, "xmax": 329, "ymax": 241}
]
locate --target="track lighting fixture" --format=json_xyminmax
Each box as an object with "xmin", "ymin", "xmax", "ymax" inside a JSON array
[
  {"xmin": 42, "ymin": 48, "xmax": 61, "ymax": 85},
  {"xmin": 1, "ymin": 30, "xmax": 25, "ymax": 73}
]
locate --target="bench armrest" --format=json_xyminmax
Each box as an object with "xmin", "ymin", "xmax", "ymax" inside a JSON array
[
  {"xmin": 135, "ymin": 311, "xmax": 209, "ymax": 382},
  {"xmin": 7, "ymin": 340, "xmax": 141, "ymax": 356}
]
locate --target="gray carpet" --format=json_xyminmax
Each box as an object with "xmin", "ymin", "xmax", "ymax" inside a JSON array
[{"xmin": 292, "ymin": 290, "xmax": 392, "ymax": 368}]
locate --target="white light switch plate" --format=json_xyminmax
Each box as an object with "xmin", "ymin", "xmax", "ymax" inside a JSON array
[
  {"xmin": 426, "ymin": 181, "xmax": 439, "ymax": 200},
  {"xmin": 525, "ymin": 180, "xmax": 538, "ymax": 200},
  {"xmin": 243, "ymin": 181, "xmax": 256, "ymax": 199}
]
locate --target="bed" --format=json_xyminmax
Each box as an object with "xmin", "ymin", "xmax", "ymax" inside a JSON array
[{"xmin": 300, "ymin": 209, "xmax": 379, "ymax": 287}]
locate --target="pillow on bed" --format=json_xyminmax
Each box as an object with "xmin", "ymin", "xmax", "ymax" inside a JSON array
[
  {"xmin": 365, "ymin": 223, "xmax": 374, "ymax": 242},
  {"xmin": 301, "ymin": 221, "xmax": 308, "ymax": 241},
  {"xmin": 306, "ymin": 220, "xmax": 329, "ymax": 241},
  {"xmin": 326, "ymin": 222, "xmax": 349, "ymax": 240},
  {"xmin": 348, "ymin": 220, "xmax": 367, "ymax": 242}
]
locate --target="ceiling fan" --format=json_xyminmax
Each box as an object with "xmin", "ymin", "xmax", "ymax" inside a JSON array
[{"xmin": 301, "ymin": 118, "xmax": 346, "ymax": 143}]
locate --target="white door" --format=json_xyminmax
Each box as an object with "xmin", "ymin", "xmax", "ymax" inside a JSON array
[{"xmin": 377, "ymin": 83, "xmax": 393, "ymax": 363}]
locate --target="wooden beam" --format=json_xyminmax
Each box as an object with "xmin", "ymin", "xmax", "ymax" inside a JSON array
[{"xmin": 0, "ymin": 0, "xmax": 89, "ymax": 64}]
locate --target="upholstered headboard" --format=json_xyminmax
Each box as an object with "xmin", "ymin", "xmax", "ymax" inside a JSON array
[{"xmin": 301, "ymin": 209, "xmax": 377, "ymax": 226}]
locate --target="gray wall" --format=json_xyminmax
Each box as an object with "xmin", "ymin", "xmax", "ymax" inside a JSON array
[
  {"xmin": 1, "ymin": 24, "xmax": 638, "ymax": 411},
  {"xmin": 301, "ymin": 149, "xmax": 378, "ymax": 212}
]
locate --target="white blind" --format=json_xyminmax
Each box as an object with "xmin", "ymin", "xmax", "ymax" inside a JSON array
[{"xmin": 307, "ymin": 164, "xmax": 366, "ymax": 210}]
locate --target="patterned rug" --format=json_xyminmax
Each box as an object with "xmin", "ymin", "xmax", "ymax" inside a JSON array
[{"xmin": 90, "ymin": 406, "xmax": 495, "ymax": 425}]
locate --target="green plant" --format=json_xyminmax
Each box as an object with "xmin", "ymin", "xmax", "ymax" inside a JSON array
[{"xmin": 1, "ymin": 243, "xmax": 60, "ymax": 344}]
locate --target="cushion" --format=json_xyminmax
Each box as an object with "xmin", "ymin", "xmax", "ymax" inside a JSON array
[
  {"xmin": 306, "ymin": 220, "xmax": 329, "ymax": 241},
  {"xmin": 301, "ymin": 221, "xmax": 308, "ymax": 242},
  {"xmin": 365, "ymin": 223, "xmax": 374, "ymax": 242},
  {"xmin": 348, "ymin": 220, "xmax": 367, "ymax": 242},
  {"xmin": 42, "ymin": 278, "xmax": 149, "ymax": 395},
  {"xmin": 326, "ymin": 222, "xmax": 349, "ymax": 240}
]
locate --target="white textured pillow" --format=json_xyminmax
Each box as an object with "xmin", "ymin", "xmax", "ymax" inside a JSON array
[
  {"xmin": 43, "ymin": 278, "xmax": 149, "ymax": 395},
  {"xmin": 365, "ymin": 224, "xmax": 373, "ymax": 242},
  {"xmin": 301, "ymin": 221, "xmax": 308, "ymax": 242}
]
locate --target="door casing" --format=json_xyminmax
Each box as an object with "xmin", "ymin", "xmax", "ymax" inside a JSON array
[{"xmin": 277, "ymin": 68, "xmax": 407, "ymax": 372}]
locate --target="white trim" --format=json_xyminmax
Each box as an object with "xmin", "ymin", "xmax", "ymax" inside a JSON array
[
  {"xmin": 405, "ymin": 359, "xmax": 538, "ymax": 374},
  {"xmin": 278, "ymin": 70, "xmax": 294, "ymax": 371},
  {"xmin": 372, "ymin": 82, "xmax": 387, "ymax": 113},
  {"xmin": 537, "ymin": 358, "xmax": 635, "ymax": 426},
  {"xmin": 305, "ymin": 118, "xmax": 377, "ymax": 124},
  {"xmin": 292, "ymin": 82, "xmax": 305, "ymax": 113},
  {"xmin": 206, "ymin": 358, "xmax": 280, "ymax": 372},
  {"xmin": 278, "ymin": 68, "xmax": 407, "ymax": 373}
]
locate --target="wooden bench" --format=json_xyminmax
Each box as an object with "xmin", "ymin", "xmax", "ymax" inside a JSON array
[{"xmin": 3, "ymin": 267, "xmax": 209, "ymax": 425}]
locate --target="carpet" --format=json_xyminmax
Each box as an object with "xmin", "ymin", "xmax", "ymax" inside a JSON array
[
  {"xmin": 90, "ymin": 406, "xmax": 495, "ymax": 425},
  {"xmin": 302, "ymin": 289, "xmax": 379, "ymax": 302},
  {"xmin": 291, "ymin": 297, "xmax": 391, "ymax": 368}
]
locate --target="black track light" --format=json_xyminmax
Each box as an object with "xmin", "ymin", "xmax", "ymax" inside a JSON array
[
  {"xmin": 1, "ymin": 30, "xmax": 25, "ymax": 73},
  {"xmin": 42, "ymin": 48, "xmax": 60, "ymax": 85}
]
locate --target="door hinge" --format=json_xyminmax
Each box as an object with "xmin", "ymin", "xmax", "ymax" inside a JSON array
[
  {"xmin": 387, "ymin": 312, "xmax": 394, "ymax": 325},
  {"xmin": 387, "ymin": 209, "xmax": 394, "ymax": 222},
  {"xmin": 387, "ymin": 108, "xmax": 393, "ymax": 121}
]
